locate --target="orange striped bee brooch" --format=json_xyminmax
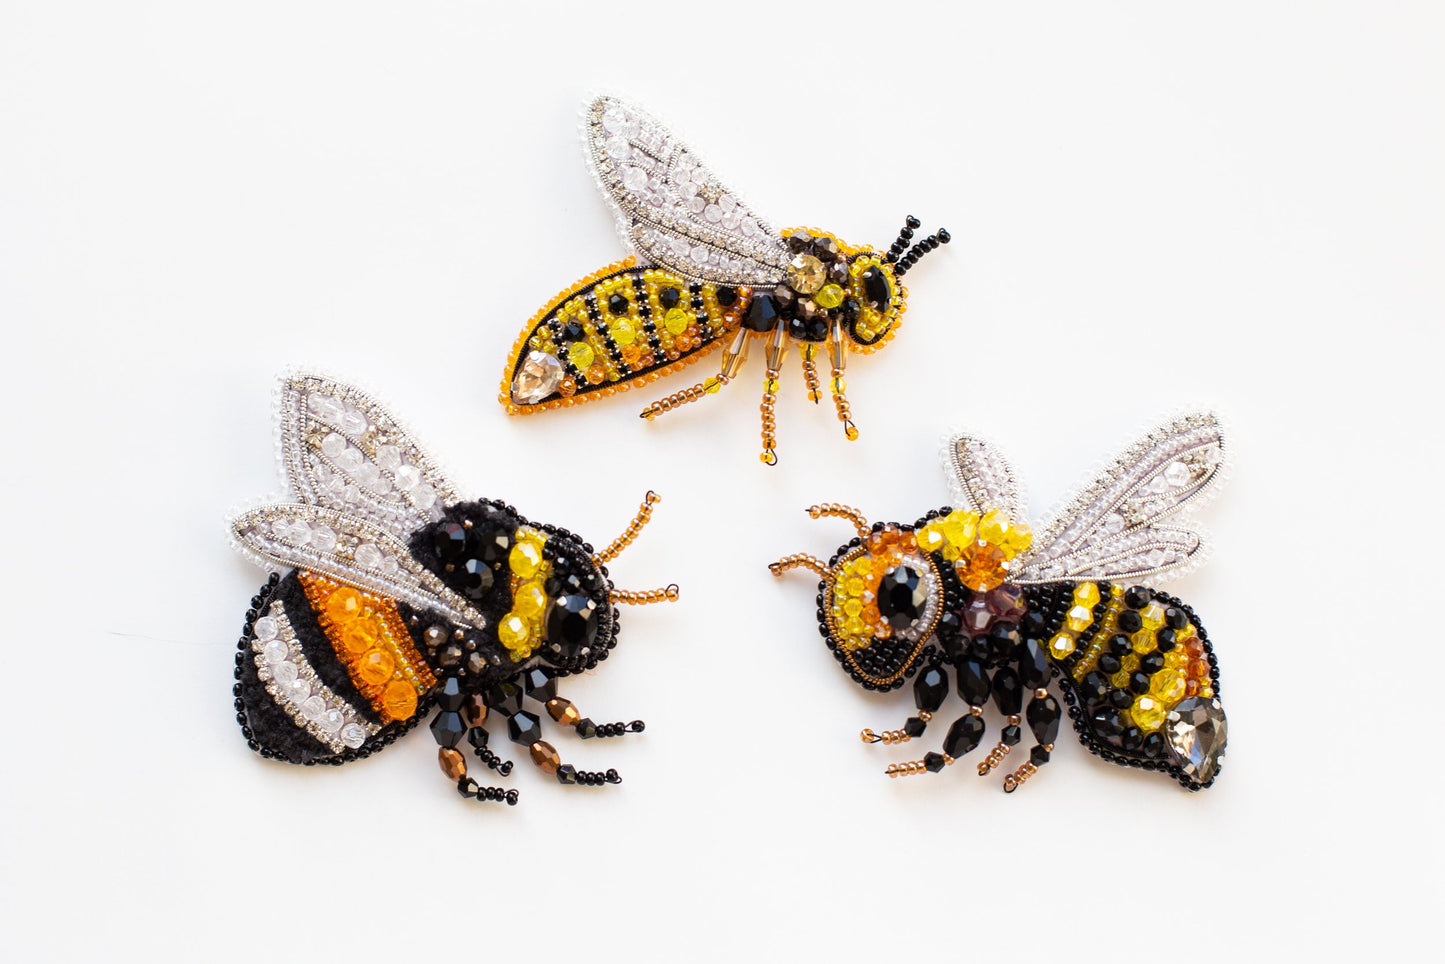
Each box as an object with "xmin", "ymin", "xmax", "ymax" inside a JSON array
[
  {"xmin": 770, "ymin": 412, "xmax": 1229, "ymax": 792},
  {"xmin": 501, "ymin": 95, "xmax": 949, "ymax": 465},
  {"xmin": 229, "ymin": 373, "xmax": 678, "ymax": 804}
]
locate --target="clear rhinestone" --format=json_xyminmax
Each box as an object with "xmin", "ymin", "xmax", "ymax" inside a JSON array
[
  {"xmin": 1165, "ymin": 697, "xmax": 1227, "ymax": 784},
  {"xmin": 340, "ymin": 723, "xmax": 367, "ymax": 749},
  {"xmin": 253, "ymin": 616, "xmax": 279, "ymax": 641},
  {"xmin": 511, "ymin": 350, "xmax": 564, "ymax": 405}
]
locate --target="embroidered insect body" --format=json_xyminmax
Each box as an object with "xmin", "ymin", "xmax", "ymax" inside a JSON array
[
  {"xmin": 230, "ymin": 373, "xmax": 678, "ymax": 805},
  {"xmin": 770, "ymin": 413, "xmax": 1229, "ymax": 791},
  {"xmin": 501, "ymin": 96, "xmax": 949, "ymax": 465}
]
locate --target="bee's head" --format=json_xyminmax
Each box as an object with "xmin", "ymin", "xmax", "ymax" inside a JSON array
[
  {"xmin": 412, "ymin": 501, "xmax": 617, "ymax": 676},
  {"xmin": 771, "ymin": 218, "xmax": 948, "ymax": 350}
]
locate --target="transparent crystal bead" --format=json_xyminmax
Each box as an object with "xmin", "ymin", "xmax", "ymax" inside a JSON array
[
  {"xmin": 1165, "ymin": 697, "xmax": 1227, "ymax": 783},
  {"xmin": 511, "ymin": 350, "xmax": 563, "ymax": 405},
  {"xmin": 354, "ymin": 543, "xmax": 382, "ymax": 569},
  {"xmin": 300, "ymin": 696, "xmax": 326, "ymax": 721},
  {"xmin": 319, "ymin": 708, "xmax": 345, "ymax": 734},
  {"xmin": 272, "ymin": 660, "xmax": 298, "ymax": 685},
  {"xmin": 262, "ymin": 639, "xmax": 288, "ymax": 664},
  {"xmin": 340, "ymin": 723, "xmax": 367, "ymax": 748},
  {"xmin": 253, "ymin": 616, "xmax": 279, "ymax": 641}
]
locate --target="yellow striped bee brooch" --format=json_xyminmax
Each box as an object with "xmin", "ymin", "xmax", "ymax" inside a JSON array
[
  {"xmin": 771, "ymin": 412, "xmax": 1229, "ymax": 792},
  {"xmin": 229, "ymin": 373, "xmax": 678, "ymax": 804},
  {"xmin": 501, "ymin": 95, "xmax": 949, "ymax": 465}
]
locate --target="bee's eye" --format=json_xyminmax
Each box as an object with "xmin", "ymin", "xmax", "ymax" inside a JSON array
[
  {"xmin": 844, "ymin": 260, "xmax": 900, "ymax": 345},
  {"xmin": 827, "ymin": 527, "xmax": 944, "ymax": 686},
  {"xmin": 544, "ymin": 593, "xmax": 599, "ymax": 659},
  {"xmin": 877, "ymin": 564, "xmax": 929, "ymax": 631}
]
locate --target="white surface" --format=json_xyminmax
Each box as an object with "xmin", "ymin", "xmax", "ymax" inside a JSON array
[{"xmin": 2, "ymin": 2, "xmax": 1441, "ymax": 961}]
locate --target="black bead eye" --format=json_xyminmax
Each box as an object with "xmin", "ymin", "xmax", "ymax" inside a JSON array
[{"xmin": 543, "ymin": 593, "xmax": 599, "ymax": 660}]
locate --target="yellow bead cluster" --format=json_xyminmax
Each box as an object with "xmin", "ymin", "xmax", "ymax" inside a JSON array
[
  {"xmin": 916, "ymin": 508, "xmax": 1032, "ymax": 593},
  {"xmin": 496, "ymin": 527, "xmax": 552, "ymax": 662},
  {"xmin": 828, "ymin": 527, "xmax": 920, "ymax": 652},
  {"xmin": 1053, "ymin": 582, "xmax": 1117, "ymax": 662},
  {"xmin": 1124, "ymin": 610, "xmax": 1212, "ymax": 732},
  {"xmin": 298, "ymin": 572, "xmax": 435, "ymax": 722}
]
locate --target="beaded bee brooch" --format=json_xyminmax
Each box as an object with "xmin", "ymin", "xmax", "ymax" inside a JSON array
[
  {"xmin": 229, "ymin": 373, "xmax": 678, "ymax": 805},
  {"xmin": 501, "ymin": 95, "xmax": 950, "ymax": 465},
  {"xmin": 771, "ymin": 412, "xmax": 1229, "ymax": 792}
]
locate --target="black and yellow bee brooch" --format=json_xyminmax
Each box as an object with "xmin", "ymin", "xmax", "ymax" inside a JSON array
[
  {"xmin": 229, "ymin": 373, "xmax": 678, "ymax": 804},
  {"xmin": 500, "ymin": 95, "xmax": 949, "ymax": 465},
  {"xmin": 771, "ymin": 412, "xmax": 1229, "ymax": 792}
]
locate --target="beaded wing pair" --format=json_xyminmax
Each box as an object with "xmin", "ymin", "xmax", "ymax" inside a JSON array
[
  {"xmin": 500, "ymin": 95, "xmax": 949, "ymax": 465},
  {"xmin": 772, "ymin": 413, "xmax": 1229, "ymax": 791},
  {"xmin": 228, "ymin": 373, "xmax": 678, "ymax": 804}
]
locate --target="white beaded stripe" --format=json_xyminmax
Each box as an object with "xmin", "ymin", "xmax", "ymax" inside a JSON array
[{"xmin": 252, "ymin": 601, "xmax": 377, "ymax": 754}]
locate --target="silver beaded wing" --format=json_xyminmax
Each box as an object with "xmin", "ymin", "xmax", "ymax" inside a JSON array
[
  {"xmin": 583, "ymin": 95, "xmax": 791, "ymax": 287},
  {"xmin": 229, "ymin": 373, "xmax": 488, "ymax": 630},
  {"xmin": 943, "ymin": 433, "xmax": 1026, "ymax": 518},
  {"xmin": 1009, "ymin": 412, "xmax": 1226, "ymax": 585}
]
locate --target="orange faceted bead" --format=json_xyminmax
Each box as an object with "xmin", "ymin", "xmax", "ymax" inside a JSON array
[
  {"xmin": 324, "ymin": 587, "xmax": 363, "ymax": 624},
  {"xmin": 956, "ymin": 545, "xmax": 1008, "ymax": 592},
  {"xmin": 356, "ymin": 648, "xmax": 396, "ymax": 686},
  {"xmin": 339, "ymin": 614, "xmax": 383, "ymax": 655},
  {"xmin": 380, "ymin": 680, "xmax": 418, "ymax": 721}
]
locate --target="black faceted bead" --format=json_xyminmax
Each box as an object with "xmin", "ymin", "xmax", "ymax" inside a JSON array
[
  {"xmin": 813, "ymin": 236, "xmax": 840, "ymax": 262},
  {"xmin": 1001, "ymin": 724, "xmax": 1022, "ymax": 747},
  {"xmin": 556, "ymin": 764, "xmax": 578, "ymax": 785},
  {"xmin": 787, "ymin": 230, "xmax": 813, "ymax": 253},
  {"xmin": 658, "ymin": 287, "xmax": 681, "ymax": 310},
  {"xmin": 743, "ymin": 293, "xmax": 780, "ymax": 332},
  {"xmin": 458, "ymin": 558, "xmax": 494, "ymax": 599},
  {"xmin": 1140, "ymin": 651, "xmax": 1166, "ymax": 675},
  {"xmin": 1109, "ymin": 689, "xmax": 1133, "ymax": 710},
  {"xmin": 507, "ymin": 711, "xmax": 542, "ymax": 747},
  {"xmin": 861, "ymin": 267, "xmax": 890, "ymax": 310},
  {"xmin": 1017, "ymin": 639, "xmax": 1050, "ymax": 690},
  {"xmin": 1079, "ymin": 672, "xmax": 1110, "ymax": 704},
  {"xmin": 521, "ymin": 667, "xmax": 557, "ymax": 702},
  {"xmin": 1020, "ymin": 610, "xmax": 1047, "ymax": 638},
  {"xmin": 1121, "ymin": 726, "xmax": 1144, "ymax": 751},
  {"xmin": 1097, "ymin": 653, "xmax": 1122, "ymax": 675},
  {"xmin": 1091, "ymin": 710, "xmax": 1124, "ymax": 744},
  {"xmin": 471, "ymin": 526, "xmax": 512, "ymax": 566},
  {"xmin": 877, "ymin": 566, "xmax": 927, "ymax": 631},
  {"xmin": 787, "ymin": 311, "xmax": 829, "ymax": 342},
  {"xmin": 544, "ymin": 593, "xmax": 599, "ymax": 658},
  {"xmin": 1108, "ymin": 634, "xmax": 1134, "ymax": 658},
  {"xmin": 991, "ymin": 666, "xmax": 1023, "ymax": 715},
  {"xmin": 1124, "ymin": 586, "xmax": 1151, "ymax": 609},
  {"xmin": 433, "ymin": 522, "xmax": 468, "ymax": 561},
  {"xmin": 944, "ymin": 713, "xmax": 986, "ymax": 758},
  {"xmin": 435, "ymin": 676, "xmax": 466, "ymax": 712},
  {"xmin": 1165, "ymin": 606, "xmax": 1189, "ymax": 630},
  {"xmin": 1128, "ymin": 672, "xmax": 1151, "ymax": 695},
  {"xmin": 607, "ymin": 293, "xmax": 629, "ymax": 315},
  {"xmin": 714, "ymin": 285, "xmax": 737, "ymax": 308},
  {"xmin": 457, "ymin": 776, "xmax": 480, "ymax": 798},
  {"xmin": 576, "ymin": 718, "xmax": 598, "ymax": 739},
  {"xmin": 429, "ymin": 710, "xmax": 467, "ymax": 747},
  {"xmin": 840, "ymin": 297, "xmax": 861, "ymax": 322},
  {"xmin": 923, "ymin": 752, "xmax": 946, "ymax": 773},
  {"xmin": 1117, "ymin": 610, "xmax": 1143, "ymax": 634},
  {"xmin": 988, "ymin": 624, "xmax": 1019, "ymax": 662},
  {"xmin": 1030, "ymin": 745, "xmax": 1051, "ymax": 766},
  {"xmin": 903, "ymin": 717, "xmax": 927, "ymax": 739},
  {"xmin": 913, "ymin": 664, "xmax": 948, "ymax": 712},
  {"xmin": 466, "ymin": 726, "xmax": 490, "ymax": 749},
  {"xmin": 1026, "ymin": 695, "xmax": 1062, "ymax": 745},
  {"xmin": 1155, "ymin": 629, "xmax": 1178, "ymax": 653},
  {"xmin": 956, "ymin": 659, "xmax": 990, "ymax": 706},
  {"xmin": 486, "ymin": 681, "xmax": 524, "ymax": 717}
]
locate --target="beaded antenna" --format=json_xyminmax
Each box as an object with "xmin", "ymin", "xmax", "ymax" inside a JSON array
[
  {"xmin": 229, "ymin": 373, "xmax": 679, "ymax": 805},
  {"xmin": 770, "ymin": 413, "xmax": 1230, "ymax": 792},
  {"xmin": 501, "ymin": 95, "xmax": 950, "ymax": 465}
]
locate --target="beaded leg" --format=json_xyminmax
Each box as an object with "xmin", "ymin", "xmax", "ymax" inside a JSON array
[
  {"xmin": 428, "ymin": 679, "xmax": 517, "ymax": 803},
  {"xmin": 759, "ymin": 321, "xmax": 787, "ymax": 465},
  {"xmin": 827, "ymin": 320, "xmax": 858, "ymax": 441},
  {"xmin": 800, "ymin": 343, "xmax": 822, "ymax": 403},
  {"xmin": 638, "ymin": 327, "xmax": 750, "ymax": 421},
  {"xmin": 527, "ymin": 695, "xmax": 634, "ymax": 786},
  {"xmin": 1005, "ymin": 644, "xmax": 1063, "ymax": 792}
]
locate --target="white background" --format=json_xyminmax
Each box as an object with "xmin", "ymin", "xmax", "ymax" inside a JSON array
[{"xmin": 2, "ymin": 2, "xmax": 1441, "ymax": 961}]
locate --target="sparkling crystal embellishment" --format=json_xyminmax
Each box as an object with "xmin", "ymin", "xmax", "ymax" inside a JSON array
[
  {"xmin": 786, "ymin": 253, "xmax": 826, "ymax": 294},
  {"xmin": 511, "ymin": 350, "xmax": 563, "ymax": 405},
  {"xmin": 1164, "ymin": 697, "xmax": 1227, "ymax": 784}
]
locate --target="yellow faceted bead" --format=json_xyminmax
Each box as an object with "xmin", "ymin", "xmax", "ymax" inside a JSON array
[
  {"xmin": 702, "ymin": 377, "xmax": 722, "ymax": 394},
  {"xmin": 941, "ymin": 544, "xmax": 961, "ymax": 562},
  {"xmin": 1064, "ymin": 604, "xmax": 1094, "ymax": 633},
  {"xmin": 1002, "ymin": 521, "xmax": 1033, "ymax": 555},
  {"xmin": 1048, "ymin": 633, "xmax": 1077, "ymax": 659},
  {"xmin": 663, "ymin": 307, "xmax": 690, "ymax": 335},
  {"xmin": 498, "ymin": 613, "xmax": 530, "ymax": 650},
  {"xmin": 509, "ymin": 541, "xmax": 543, "ymax": 579},
  {"xmin": 843, "ymin": 598, "xmax": 863, "ymax": 617},
  {"xmin": 514, "ymin": 583, "xmax": 546, "ymax": 619},
  {"xmin": 1121, "ymin": 653, "xmax": 1140, "ymax": 674},
  {"xmin": 1140, "ymin": 603, "xmax": 1166, "ymax": 632},
  {"xmin": 815, "ymin": 283, "xmax": 845, "ymax": 309},
  {"xmin": 1199, "ymin": 685, "xmax": 1213, "ymax": 699},
  {"xmin": 844, "ymin": 577, "xmax": 865, "ymax": 595},
  {"xmin": 1152, "ymin": 672, "xmax": 1186, "ymax": 703},
  {"xmin": 567, "ymin": 341, "xmax": 595, "ymax": 370},
  {"xmin": 1132, "ymin": 630, "xmax": 1157, "ymax": 654},
  {"xmin": 1131, "ymin": 695, "xmax": 1168, "ymax": 732},
  {"xmin": 844, "ymin": 617, "xmax": 867, "ymax": 636},
  {"xmin": 978, "ymin": 509, "xmax": 1009, "ymax": 545},
  {"xmin": 937, "ymin": 511, "xmax": 978, "ymax": 548},
  {"xmin": 1073, "ymin": 582, "xmax": 1101, "ymax": 608},
  {"xmin": 1110, "ymin": 669, "xmax": 1130, "ymax": 690},
  {"xmin": 610, "ymin": 318, "xmax": 636, "ymax": 346},
  {"xmin": 831, "ymin": 376, "xmax": 847, "ymax": 394},
  {"xmin": 915, "ymin": 526, "xmax": 945, "ymax": 553}
]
